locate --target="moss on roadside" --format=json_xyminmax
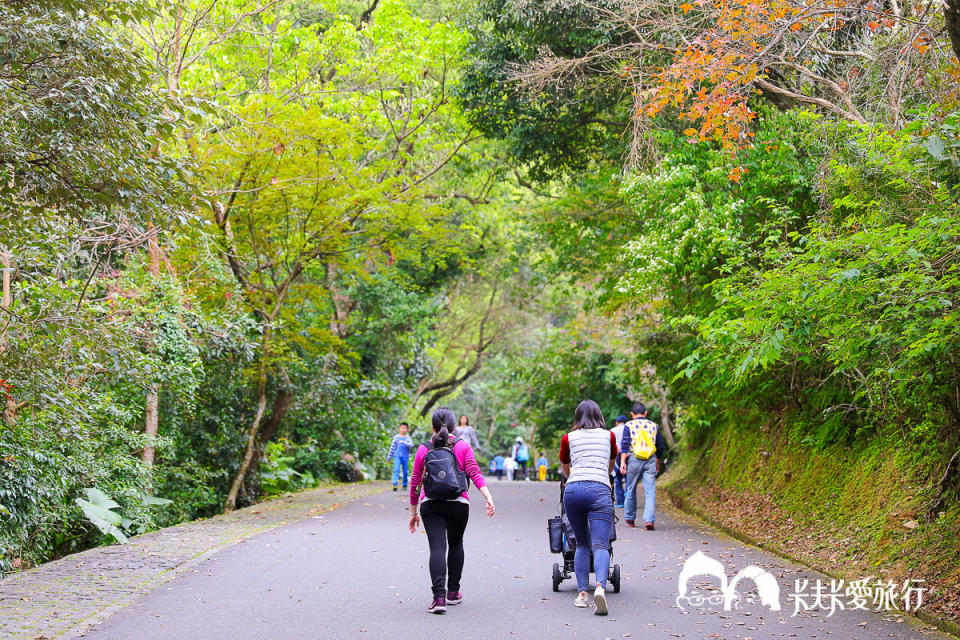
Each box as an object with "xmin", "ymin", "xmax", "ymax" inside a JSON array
[{"xmin": 664, "ymin": 425, "xmax": 960, "ymax": 627}]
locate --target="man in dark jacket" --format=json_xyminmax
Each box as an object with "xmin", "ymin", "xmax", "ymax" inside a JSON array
[{"xmin": 619, "ymin": 403, "xmax": 665, "ymax": 530}]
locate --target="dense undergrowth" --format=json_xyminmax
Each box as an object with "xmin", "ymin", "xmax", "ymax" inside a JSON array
[{"xmin": 665, "ymin": 421, "xmax": 960, "ymax": 626}]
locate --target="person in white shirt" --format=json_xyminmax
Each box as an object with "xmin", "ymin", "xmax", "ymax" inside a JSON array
[
  {"xmin": 503, "ymin": 455, "xmax": 517, "ymax": 481},
  {"xmin": 558, "ymin": 399, "xmax": 617, "ymax": 616}
]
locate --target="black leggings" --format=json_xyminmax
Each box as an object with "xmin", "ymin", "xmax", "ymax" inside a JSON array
[{"xmin": 420, "ymin": 500, "xmax": 470, "ymax": 598}]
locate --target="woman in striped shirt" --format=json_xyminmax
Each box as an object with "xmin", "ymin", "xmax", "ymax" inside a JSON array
[{"xmin": 558, "ymin": 399, "xmax": 618, "ymax": 616}]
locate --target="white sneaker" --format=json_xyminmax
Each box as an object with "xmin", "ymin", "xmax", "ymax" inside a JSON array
[
  {"xmin": 574, "ymin": 592, "xmax": 589, "ymax": 608},
  {"xmin": 594, "ymin": 585, "xmax": 608, "ymax": 616}
]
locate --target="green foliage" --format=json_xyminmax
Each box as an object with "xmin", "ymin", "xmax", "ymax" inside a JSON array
[
  {"xmin": 459, "ymin": 0, "xmax": 631, "ymax": 180},
  {"xmin": 7, "ymin": 0, "xmax": 960, "ymax": 582},
  {"xmin": 75, "ymin": 488, "xmax": 129, "ymax": 544},
  {"xmin": 0, "ymin": 396, "xmax": 152, "ymax": 571},
  {"xmin": 693, "ymin": 112, "xmax": 960, "ymax": 449},
  {"xmin": 259, "ymin": 440, "xmax": 315, "ymax": 495},
  {"xmin": 0, "ymin": 0, "xmax": 188, "ymax": 240}
]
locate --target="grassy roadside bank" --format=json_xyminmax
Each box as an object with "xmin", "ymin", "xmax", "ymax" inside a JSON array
[{"xmin": 661, "ymin": 427, "xmax": 960, "ymax": 634}]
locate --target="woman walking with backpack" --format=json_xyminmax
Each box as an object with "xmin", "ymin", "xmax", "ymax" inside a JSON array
[
  {"xmin": 559, "ymin": 399, "xmax": 618, "ymax": 616},
  {"xmin": 409, "ymin": 407, "xmax": 495, "ymax": 614}
]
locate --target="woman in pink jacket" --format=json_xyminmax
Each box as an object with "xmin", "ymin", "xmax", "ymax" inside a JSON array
[{"xmin": 409, "ymin": 407, "xmax": 496, "ymax": 614}]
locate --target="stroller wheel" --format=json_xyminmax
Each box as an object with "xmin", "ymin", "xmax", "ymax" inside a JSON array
[
  {"xmin": 611, "ymin": 564, "xmax": 621, "ymax": 593},
  {"xmin": 552, "ymin": 563, "xmax": 562, "ymax": 592}
]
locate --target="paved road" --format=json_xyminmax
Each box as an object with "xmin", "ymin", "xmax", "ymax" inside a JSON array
[{"xmin": 81, "ymin": 481, "xmax": 946, "ymax": 640}]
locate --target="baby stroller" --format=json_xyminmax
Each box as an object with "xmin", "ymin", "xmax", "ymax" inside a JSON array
[{"xmin": 548, "ymin": 480, "xmax": 621, "ymax": 593}]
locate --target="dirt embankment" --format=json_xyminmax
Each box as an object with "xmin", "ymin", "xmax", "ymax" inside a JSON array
[{"xmin": 662, "ymin": 427, "xmax": 960, "ymax": 634}]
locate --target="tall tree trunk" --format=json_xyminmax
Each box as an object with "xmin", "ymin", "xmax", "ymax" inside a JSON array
[
  {"xmin": 225, "ymin": 331, "xmax": 271, "ymax": 512},
  {"xmin": 658, "ymin": 389, "xmax": 677, "ymax": 450},
  {"xmin": 258, "ymin": 386, "xmax": 293, "ymax": 447},
  {"xmin": 250, "ymin": 382, "xmax": 294, "ymax": 473},
  {"xmin": 143, "ymin": 225, "xmax": 161, "ymax": 466},
  {"xmin": 1, "ymin": 252, "xmax": 9, "ymax": 309},
  {"xmin": 946, "ymin": 0, "xmax": 960, "ymax": 63},
  {"xmin": 143, "ymin": 392, "xmax": 159, "ymax": 465},
  {"xmin": 1, "ymin": 251, "xmax": 15, "ymax": 423}
]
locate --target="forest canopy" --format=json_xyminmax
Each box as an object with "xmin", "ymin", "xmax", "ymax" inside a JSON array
[{"xmin": 2, "ymin": 0, "xmax": 959, "ymax": 574}]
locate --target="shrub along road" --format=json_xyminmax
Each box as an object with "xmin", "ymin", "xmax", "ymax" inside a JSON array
[{"xmin": 77, "ymin": 481, "xmax": 949, "ymax": 640}]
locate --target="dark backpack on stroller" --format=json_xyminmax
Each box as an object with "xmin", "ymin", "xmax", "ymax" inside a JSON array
[{"xmin": 422, "ymin": 437, "xmax": 468, "ymax": 500}]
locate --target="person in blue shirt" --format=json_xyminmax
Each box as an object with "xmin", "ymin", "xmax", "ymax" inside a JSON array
[
  {"xmin": 493, "ymin": 453, "xmax": 505, "ymax": 480},
  {"xmin": 536, "ymin": 454, "xmax": 549, "ymax": 481},
  {"xmin": 512, "ymin": 437, "xmax": 530, "ymax": 480},
  {"xmin": 387, "ymin": 422, "xmax": 414, "ymax": 491}
]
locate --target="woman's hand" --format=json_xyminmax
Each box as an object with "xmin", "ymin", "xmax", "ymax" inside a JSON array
[
  {"xmin": 409, "ymin": 513, "xmax": 420, "ymax": 533},
  {"xmin": 478, "ymin": 486, "xmax": 495, "ymax": 517},
  {"xmin": 620, "ymin": 461, "xmax": 627, "ymax": 475}
]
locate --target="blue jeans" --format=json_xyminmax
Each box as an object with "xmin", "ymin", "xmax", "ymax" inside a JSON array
[
  {"xmin": 563, "ymin": 480, "xmax": 613, "ymax": 592},
  {"xmin": 613, "ymin": 466, "xmax": 625, "ymax": 506},
  {"xmin": 392, "ymin": 455, "xmax": 409, "ymax": 487},
  {"xmin": 624, "ymin": 456, "xmax": 657, "ymax": 524}
]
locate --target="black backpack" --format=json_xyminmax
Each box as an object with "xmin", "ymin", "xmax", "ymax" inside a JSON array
[{"xmin": 422, "ymin": 437, "xmax": 468, "ymax": 500}]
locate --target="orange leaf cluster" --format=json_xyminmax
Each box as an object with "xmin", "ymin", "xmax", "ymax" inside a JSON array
[{"xmin": 639, "ymin": 0, "xmax": 878, "ymax": 158}]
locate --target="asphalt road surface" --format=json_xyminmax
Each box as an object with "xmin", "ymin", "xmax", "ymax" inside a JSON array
[{"xmin": 80, "ymin": 481, "xmax": 947, "ymax": 640}]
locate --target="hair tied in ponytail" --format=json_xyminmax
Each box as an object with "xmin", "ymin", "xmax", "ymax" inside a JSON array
[{"xmin": 431, "ymin": 407, "xmax": 456, "ymax": 448}]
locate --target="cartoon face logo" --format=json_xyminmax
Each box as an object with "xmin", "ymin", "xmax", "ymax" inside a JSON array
[{"xmin": 676, "ymin": 551, "xmax": 781, "ymax": 612}]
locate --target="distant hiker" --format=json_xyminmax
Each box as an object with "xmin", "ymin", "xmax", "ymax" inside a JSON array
[
  {"xmin": 489, "ymin": 458, "xmax": 497, "ymax": 475},
  {"xmin": 559, "ymin": 399, "xmax": 617, "ymax": 616},
  {"xmin": 409, "ymin": 407, "xmax": 495, "ymax": 614},
  {"xmin": 610, "ymin": 415, "xmax": 628, "ymax": 508},
  {"xmin": 454, "ymin": 414, "xmax": 481, "ymax": 452},
  {"xmin": 512, "ymin": 436, "xmax": 530, "ymax": 480},
  {"xmin": 387, "ymin": 422, "xmax": 415, "ymax": 491},
  {"xmin": 504, "ymin": 454, "xmax": 517, "ymax": 481},
  {"xmin": 620, "ymin": 403, "xmax": 665, "ymax": 530},
  {"xmin": 493, "ymin": 453, "xmax": 505, "ymax": 480},
  {"xmin": 537, "ymin": 453, "xmax": 549, "ymax": 482}
]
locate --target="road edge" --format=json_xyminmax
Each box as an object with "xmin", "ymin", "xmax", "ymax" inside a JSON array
[
  {"xmin": 662, "ymin": 486, "xmax": 960, "ymax": 640},
  {"xmin": 56, "ymin": 482, "xmax": 389, "ymax": 640}
]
